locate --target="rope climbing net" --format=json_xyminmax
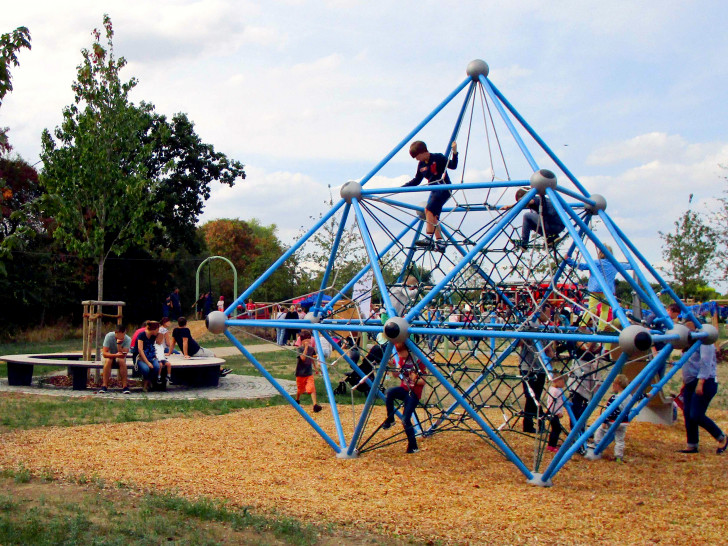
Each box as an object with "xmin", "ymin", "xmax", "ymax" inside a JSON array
[{"xmin": 210, "ymin": 59, "xmax": 716, "ymax": 486}]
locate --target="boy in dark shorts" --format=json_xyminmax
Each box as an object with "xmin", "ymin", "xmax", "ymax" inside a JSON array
[
  {"xmin": 403, "ymin": 140, "xmax": 458, "ymax": 252},
  {"xmin": 295, "ymin": 331, "xmax": 322, "ymax": 413}
]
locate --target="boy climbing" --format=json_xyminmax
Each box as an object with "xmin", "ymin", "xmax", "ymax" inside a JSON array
[{"xmin": 403, "ymin": 140, "xmax": 458, "ymax": 252}]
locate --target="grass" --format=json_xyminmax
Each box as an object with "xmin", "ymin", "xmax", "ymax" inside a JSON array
[
  {"xmin": 0, "ymin": 394, "xmax": 290, "ymax": 433},
  {"xmin": 0, "ymin": 474, "xmax": 341, "ymax": 545}
]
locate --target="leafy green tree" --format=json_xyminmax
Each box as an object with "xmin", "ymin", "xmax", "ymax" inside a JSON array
[
  {"xmin": 40, "ymin": 15, "xmax": 155, "ymax": 302},
  {"xmin": 0, "ymin": 25, "xmax": 31, "ymax": 153},
  {"xmin": 659, "ymin": 209, "xmax": 716, "ymax": 300},
  {"xmin": 142, "ymin": 112, "xmax": 245, "ymax": 254}
]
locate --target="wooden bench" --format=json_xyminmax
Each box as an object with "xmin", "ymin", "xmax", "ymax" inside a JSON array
[{"xmin": 0, "ymin": 352, "xmax": 226, "ymax": 391}]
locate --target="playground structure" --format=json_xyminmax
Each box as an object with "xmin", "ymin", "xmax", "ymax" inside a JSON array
[{"xmin": 205, "ymin": 59, "xmax": 719, "ymax": 486}]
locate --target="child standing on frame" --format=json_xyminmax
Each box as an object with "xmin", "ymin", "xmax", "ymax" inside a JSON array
[
  {"xmin": 403, "ymin": 140, "xmax": 458, "ymax": 253},
  {"xmin": 295, "ymin": 331, "xmax": 322, "ymax": 413}
]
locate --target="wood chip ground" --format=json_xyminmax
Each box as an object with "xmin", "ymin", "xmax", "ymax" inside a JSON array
[{"xmin": 1, "ymin": 405, "xmax": 727, "ymax": 544}]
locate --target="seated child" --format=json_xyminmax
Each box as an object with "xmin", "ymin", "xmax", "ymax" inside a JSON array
[
  {"xmin": 593, "ymin": 374, "xmax": 631, "ymax": 463},
  {"xmin": 155, "ymin": 331, "xmax": 171, "ymax": 384},
  {"xmin": 295, "ymin": 331, "xmax": 322, "ymax": 413},
  {"xmin": 547, "ymin": 375, "xmax": 566, "ymax": 453}
]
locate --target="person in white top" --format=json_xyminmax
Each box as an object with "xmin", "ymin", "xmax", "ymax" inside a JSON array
[
  {"xmin": 217, "ymin": 296, "xmax": 225, "ymax": 312},
  {"xmin": 547, "ymin": 375, "xmax": 566, "ymax": 452}
]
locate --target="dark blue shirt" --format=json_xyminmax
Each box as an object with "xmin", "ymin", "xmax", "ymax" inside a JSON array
[
  {"xmin": 172, "ymin": 327, "xmax": 201, "ymax": 356},
  {"xmin": 403, "ymin": 152, "xmax": 458, "ymax": 188}
]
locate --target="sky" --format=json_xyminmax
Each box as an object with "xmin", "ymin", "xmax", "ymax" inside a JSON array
[{"xmin": 3, "ymin": 0, "xmax": 728, "ymax": 290}]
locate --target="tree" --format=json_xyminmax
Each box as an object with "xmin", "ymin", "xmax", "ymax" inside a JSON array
[
  {"xmin": 0, "ymin": 26, "xmax": 31, "ymax": 153},
  {"xmin": 713, "ymin": 169, "xmax": 728, "ymax": 283},
  {"xmin": 200, "ymin": 218, "xmax": 294, "ymax": 303},
  {"xmin": 40, "ymin": 15, "xmax": 155, "ymax": 302},
  {"xmin": 299, "ymin": 190, "xmax": 367, "ymax": 292},
  {"xmin": 0, "ymin": 156, "xmax": 44, "ymax": 252},
  {"xmin": 141, "ymin": 112, "xmax": 245, "ymax": 254},
  {"xmin": 659, "ymin": 209, "xmax": 716, "ymax": 300}
]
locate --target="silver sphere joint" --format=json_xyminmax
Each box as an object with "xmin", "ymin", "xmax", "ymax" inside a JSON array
[
  {"xmin": 466, "ymin": 59, "xmax": 489, "ymax": 80},
  {"xmin": 585, "ymin": 194, "xmax": 607, "ymax": 214},
  {"xmin": 383, "ymin": 316, "xmax": 410, "ymax": 344},
  {"xmin": 529, "ymin": 169, "xmax": 557, "ymax": 193},
  {"xmin": 304, "ymin": 311, "xmax": 321, "ymax": 324},
  {"xmin": 666, "ymin": 324, "xmax": 691, "ymax": 349},
  {"xmin": 205, "ymin": 310, "xmax": 228, "ymax": 335},
  {"xmin": 618, "ymin": 325, "xmax": 652, "ymax": 355},
  {"xmin": 340, "ymin": 180, "xmax": 362, "ymax": 204},
  {"xmin": 698, "ymin": 324, "xmax": 719, "ymax": 345}
]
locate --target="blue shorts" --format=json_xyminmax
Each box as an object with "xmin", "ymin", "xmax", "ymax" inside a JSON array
[{"xmin": 426, "ymin": 187, "xmax": 451, "ymax": 217}]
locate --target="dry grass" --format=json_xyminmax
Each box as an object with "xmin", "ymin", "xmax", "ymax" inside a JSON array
[{"xmin": 1, "ymin": 404, "xmax": 727, "ymax": 544}]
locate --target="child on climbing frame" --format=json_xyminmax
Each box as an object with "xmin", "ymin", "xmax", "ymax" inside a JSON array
[
  {"xmin": 295, "ymin": 330, "xmax": 322, "ymax": 413},
  {"xmin": 402, "ymin": 140, "xmax": 458, "ymax": 252},
  {"xmin": 547, "ymin": 375, "xmax": 566, "ymax": 453}
]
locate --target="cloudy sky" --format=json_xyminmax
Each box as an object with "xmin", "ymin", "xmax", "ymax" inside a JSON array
[{"xmin": 4, "ymin": 0, "xmax": 727, "ymax": 288}]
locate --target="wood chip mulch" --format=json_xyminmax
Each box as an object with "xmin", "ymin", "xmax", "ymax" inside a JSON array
[{"xmin": 1, "ymin": 405, "xmax": 727, "ymax": 544}]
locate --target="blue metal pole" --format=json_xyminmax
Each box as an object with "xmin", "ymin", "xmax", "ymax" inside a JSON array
[
  {"xmin": 227, "ymin": 199, "xmax": 345, "ymax": 312},
  {"xmin": 546, "ymin": 187, "xmax": 630, "ymax": 327},
  {"xmin": 428, "ymin": 337, "xmax": 521, "ymax": 433},
  {"xmin": 360, "ymin": 180, "xmax": 531, "ymax": 196},
  {"xmin": 540, "ymin": 352, "xmax": 629, "ymax": 482},
  {"xmin": 487, "ymin": 80, "xmax": 592, "ymax": 197},
  {"xmin": 323, "ymin": 217, "xmax": 421, "ymax": 313},
  {"xmin": 596, "ymin": 210, "xmax": 667, "ymax": 316},
  {"xmin": 448, "ymin": 80, "xmax": 476, "ymax": 152},
  {"xmin": 555, "ymin": 186, "xmax": 597, "ymax": 206},
  {"xmin": 347, "ymin": 342, "xmax": 396, "ymax": 456},
  {"xmin": 406, "ymin": 188, "xmax": 538, "ymax": 321},
  {"xmin": 439, "ymin": 224, "xmax": 516, "ymax": 309},
  {"xmin": 592, "ymin": 345, "xmax": 673, "ymax": 456},
  {"xmin": 312, "ymin": 331, "xmax": 347, "ymax": 449},
  {"xmin": 359, "ymin": 77, "xmax": 471, "ymax": 188},
  {"xmin": 314, "ymin": 203, "xmax": 351, "ymax": 313},
  {"xmin": 406, "ymin": 339, "xmax": 534, "ymax": 479},
  {"xmin": 351, "ymin": 198, "xmax": 398, "ymax": 317},
  {"xmin": 479, "ymin": 75, "xmax": 538, "ymax": 171},
  {"xmin": 596, "ymin": 209, "xmax": 702, "ymax": 327},
  {"xmin": 224, "ymin": 330, "xmax": 341, "ymax": 453},
  {"xmin": 629, "ymin": 348, "xmax": 693, "ymax": 419},
  {"xmin": 550, "ymin": 190, "xmax": 656, "ymax": 310}
]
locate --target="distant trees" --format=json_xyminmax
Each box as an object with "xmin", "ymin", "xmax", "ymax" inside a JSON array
[{"xmin": 200, "ymin": 218, "xmax": 294, "ymax": 303}]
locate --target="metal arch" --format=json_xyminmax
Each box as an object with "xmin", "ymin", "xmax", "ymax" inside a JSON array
[{"xmin": 195, "ymin": 256, "xmax": 238, "ymax": 313}]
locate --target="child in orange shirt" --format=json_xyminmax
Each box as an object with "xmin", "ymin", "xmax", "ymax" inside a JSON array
[{"xmin": 295, "ymin": 331, "xmax": 322, "ymax": 413}]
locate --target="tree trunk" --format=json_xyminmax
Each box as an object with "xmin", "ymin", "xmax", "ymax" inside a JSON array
[{"xmin": 97, "ymin": 254, "xmax": 105, "ymax": 302}]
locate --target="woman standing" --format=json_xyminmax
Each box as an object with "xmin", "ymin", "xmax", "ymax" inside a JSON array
[{"xmin": 678, "ymin": 337, "xmax": 728, "ymax": 454}]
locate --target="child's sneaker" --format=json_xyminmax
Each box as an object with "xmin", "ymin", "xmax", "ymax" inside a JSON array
[
  {"xmin": 406, "ymin": 447, "xmax": 419, "ymax": 454},
  {"xmin": 122, "ymin": 387, "xmax": 131, "ymax": 395},
  {"xmin": 546, "ymin": 446, "xmax": 558, "ymax": 453},
  {"xmin": 382, "ymin": 418, "xmax": 395, "ymax": 430},
  {"xmin": 97, "ymin": 386, "xmax": 108, "ymax": 394},
  {"xmin": 615, "ymin": 457, "xmax": 625, "ymax": 464},
  {"xmin": 313, "ymin": 404, "xmax": 323, "ymax": 413}
]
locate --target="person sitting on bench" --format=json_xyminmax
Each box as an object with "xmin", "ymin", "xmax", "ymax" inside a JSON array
[
  {"xmin": 169, "ymin": 317, "xmax": 231, "ymax": 376},
  {"xmin": 99, "ymin": 324, "xmax": 131, "ymax": 394}
]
